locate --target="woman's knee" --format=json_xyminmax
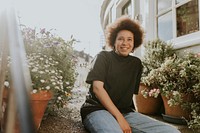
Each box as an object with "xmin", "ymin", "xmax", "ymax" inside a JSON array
[
  {"xmin": 83, "ymin": 110, "xmax": 122, "ymax": 133},
  {"xmin": 123, "ymin": 112, "xmax": 180, "ymax": 133}
]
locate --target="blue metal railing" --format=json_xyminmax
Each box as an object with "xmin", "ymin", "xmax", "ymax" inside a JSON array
[{"xmin": 0, "ymin": 5, "xmax": 36, "ymax": 133}]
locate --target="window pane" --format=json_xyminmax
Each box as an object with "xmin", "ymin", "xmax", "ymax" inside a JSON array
[
  {"xmin": 158, "ymin": 11, "xmax": 173, "ymax": 41},
  {"xmin": 111, "ymin": 5, "xmax": 115, "ymax": 23},
  {"xmin": 122, "ymin": 1, "xmax": 132, "ymax": 15},
  {"xmin": 176, "ymin": 0, "xmax": 185, "ymax": 4},
  {"xmin": 177, "ymin": 0, "xmax": 199, "ymax": 37},
  {"xmin": 158, "ymin": 0, "xmax": 172, "ymax": 13}
]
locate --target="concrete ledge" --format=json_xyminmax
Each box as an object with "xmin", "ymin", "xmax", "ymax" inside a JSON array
[{"xmin": 149, "ymin": 115, "xmax": 197, "ymax": 133}]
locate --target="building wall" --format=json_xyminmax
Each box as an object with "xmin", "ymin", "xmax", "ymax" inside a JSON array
[{"xmin": 100, "ymin": 0, "xmax": 200, "ymax": 57}]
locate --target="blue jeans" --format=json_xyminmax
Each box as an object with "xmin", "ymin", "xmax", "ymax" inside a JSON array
[{"xmin": 83, "ymin": 110, "xmax": 180, "ymax": 133}]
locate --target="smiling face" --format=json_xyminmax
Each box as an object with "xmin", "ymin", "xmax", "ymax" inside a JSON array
[{"xmin": 114, "ymin": 30, "xmax": 134, "ymax": 57}]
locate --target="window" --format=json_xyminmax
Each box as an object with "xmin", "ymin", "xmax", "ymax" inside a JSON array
[
  {"xmin": 176, "ymin": 0, "xmax": 186, "ymax": 4},
  {"xmin": 156, "ymin": 0, "xmax": 199, "ymax": 41},
  {"xmin": 122, "ymin": 0, "xmax": 132, "ymax": 16},
  {"xmin": 176, "ymin": 0, "xmax": 199, "ymax": 37},
  {"xmin": 158, "ymin": 0, "xmax": 172, "ymax": 14},
  {"xmin": 157, "ymin": 0, "xmax": 173, "ymax": 41},
  {"xmin": 158, "ymin": 11, "xmax": 173, "ymax": 41},
  {"xmin": 110, "ymin": 5, "xmax": 116, "ymax": 23}
]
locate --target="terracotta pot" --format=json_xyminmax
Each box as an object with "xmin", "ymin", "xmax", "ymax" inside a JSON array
[
  {"xmin": 133, "ymin": 83, "xmax": 162, "ymax": 115},
  {"xmin": 1, "ymin": 88, "xmax": 12, "ymax": 132},
  {"xmin": 161, "ymin": 94, "xmax": 193, "ymax": 120},
  {"xmin": 31, "ymin": 90, "xmax": 52, "ymax": 130},
  {"xmin": 2, "ymin": 88, "xmax": 21, "ymax": 133},
  {"xmin": 1, "ymin": 89, "xmax": 52, "ymax": 132}
]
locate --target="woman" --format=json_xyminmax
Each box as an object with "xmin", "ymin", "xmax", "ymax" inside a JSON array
[{"xmin": 80, "ymin": 16, "xmax": 180, "ymax": 133}]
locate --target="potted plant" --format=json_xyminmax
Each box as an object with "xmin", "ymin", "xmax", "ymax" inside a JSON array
[
  {"xmin": 21, "ymin": 27, "xmax": 77, "ymax": 110},
  {"xmin": 3, "ymin": 53, "xmax": 59, "ymax": 131},
  {"xmin": 141, "ymin": 39, "xmax": 175, "ymax": 78},
  {"xmin": 143, "ymin": 52, "xmax": 200, "ymax": 126},
  {"xmin": 185, "ymin": 53, "xmax": 200, "ymax": 131},
  {"xmin": 133, "ymin": 84, "xmax": 162, "ymax": 115},
  {"xmin": 187, "ymin": 102, "xmax": 200, "ymax": 132},
  {"xmin": 2, "ymin": 26, "xmax": 77, "ymax": 131},
  {"xmin": 133, "ymin": 39, "xmax": 175, "ymax": 115}
]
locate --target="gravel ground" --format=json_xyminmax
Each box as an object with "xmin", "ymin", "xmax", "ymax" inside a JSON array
[
  {"xmin": 38, "ymin": 107, "xmax": 88, "ymax": 133},
  {"xmin": 38, "ymin": 61, "xmax": 90, "ymax": 133},
  {"xmin": 38, "ymin": 87, "xmax": 88, "ymax": 133}
]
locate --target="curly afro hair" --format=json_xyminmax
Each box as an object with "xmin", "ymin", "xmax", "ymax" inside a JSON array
[{"xmin": 105, "ymin": 16, "xmax": 144, "ymax": 50}]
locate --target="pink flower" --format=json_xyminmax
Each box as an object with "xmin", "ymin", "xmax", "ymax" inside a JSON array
[
  {"xmin": 197, "ymin": 53, "xmax": 200, "ymax": 57},
  {"xmin": 149, "ymin": 91, "xmax": 152, "ymax": 97}
]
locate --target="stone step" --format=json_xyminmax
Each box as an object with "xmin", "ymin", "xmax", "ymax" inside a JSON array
[{"xmin": 149, "ymin": 115, "xmax": 198, "ymax": 133}]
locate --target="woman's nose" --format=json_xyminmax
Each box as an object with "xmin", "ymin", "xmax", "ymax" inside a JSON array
[{"xmin": 122, "ymin": 40, "xmax": 128, "ymax": 45}]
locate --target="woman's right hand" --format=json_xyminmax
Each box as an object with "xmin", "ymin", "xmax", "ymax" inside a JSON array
[{"xmin": 116, "ymin": 115, "xmax": 132, "ymax": 133}]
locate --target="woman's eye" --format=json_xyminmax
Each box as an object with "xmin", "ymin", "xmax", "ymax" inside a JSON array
[{"xmin": 118, "ymin": 38, "xmax": 124, "ymax": 41}]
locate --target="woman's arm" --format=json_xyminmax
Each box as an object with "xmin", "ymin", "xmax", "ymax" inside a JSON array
[{"xmin": 93, "ymin": 80, "xmax": 131, "ymax": 133}]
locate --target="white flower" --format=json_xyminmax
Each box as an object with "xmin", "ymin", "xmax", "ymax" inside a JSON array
[
  {"xmin": 51, "ymin": 76, "xmax": 56, "ymax": 78},
  {"xmin": 44, "ymin": 65, "xmax": 49, "ymax": 68},
  {"xmin": 55, "ymin": 86, "xmax": 60, "ymax": 90},
  {"xmin": 45, "ymin": 86, "xmax": 50, "ymax": 90},
  {"xmin": 29, "ymin": 62, "xmax": 34, "ymax": 65},
  {"xmin": 58, "ymin": 96, "xmax": 62, "ymax": 100},
  {"xmin": 39, "ymin": 71, "xmax": 44, "ymax": 74},
  {"xmin": 51, "ymin": 70, "xmax": 55, "ymax": 73},
  {"xmin": 4, "ymin": 81, "xmax": 9, "ymax": 87},
  {"xmin": 50, "ymin": 79, "xmax": 55, "ymax": 82},
  {"xmin": 59, "ymin": 70, "xmax": 63, "ymax": 73},
  {"xmin": 172, "ymin": 91, "xmax": 179, "ymax": 96},
  {"xmin": 45, "ymin": 69, "xmax": 50, "ymax": 72},
  {"xmin": 40, "ymin": 80, "xmax": 45, "ymax": 83},
  {"xmin": 32, "ymin": 89, "xmax": 37, "ymax": 93},
  {"xmin": 66, "ymin": 82, "xmax": 70, "ymax": 85},
  {"xmin": 31, "ymin": 68, "xmax": 38, "ymax": 72}
]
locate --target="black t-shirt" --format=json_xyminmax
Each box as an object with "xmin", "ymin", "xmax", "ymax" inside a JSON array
[{"xmin": 80, "ymin": 50, "xmax": 142, "ymax": 121}]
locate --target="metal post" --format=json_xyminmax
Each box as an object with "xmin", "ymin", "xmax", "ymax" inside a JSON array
[{"xmin": 0, "ymin": 4, "xmax": 36, "ymax": 133}]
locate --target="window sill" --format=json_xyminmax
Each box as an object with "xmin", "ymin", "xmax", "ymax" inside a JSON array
[{"xmin": 171, "ymin": 31, "xmax": 200, "ymax": 50}]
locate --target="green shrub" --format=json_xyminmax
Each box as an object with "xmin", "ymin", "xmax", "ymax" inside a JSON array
[{"xmin": 21, "ymin": 27, "xmax": 77, "ymax": 109}]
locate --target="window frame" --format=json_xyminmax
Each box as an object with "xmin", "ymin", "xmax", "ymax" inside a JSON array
[
  {"xmin": 116, "ymin": 0, "xmax": 133, "ymax": 18},
  {"xmin": 122, "ymin": 0, "xmax": 132, "ymax": 15},
  {"xmin": 155, "ymin": 0, "xmax": 200, "ymax": 49}
]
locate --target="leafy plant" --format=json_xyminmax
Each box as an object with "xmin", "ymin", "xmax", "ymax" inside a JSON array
[
  {"xmin": 140, "ymin": 39, "xmax": 175, "ymax": 99},
  {"xmin": 21, "ymin": 26, "xmax": 77, "ymax": 109},
  {"xmin": 186, "ymin": 53, "xmax": 200, "ymax": 130},
  {"xmin": 143, "ymin": 52, "xmax": 200, "ymax": 105},
  {"xmin": 141, "ymin": 39, "xmax": 175, "ymax": 79},
  {"xmin": 187, "ymin": 102, "xmax": 200, "ymax": 130},
  {"xmin": 27, "ymin": 53, "xmax": 63, "ymax": 93},
  {"xmin": 142, "ymin": 51, "xmax": 200, "ymax": 130}
]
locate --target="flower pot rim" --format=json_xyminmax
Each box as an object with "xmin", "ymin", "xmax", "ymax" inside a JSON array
[{"xmin": 31, "ymin": 90, "xmax": 53, "ymax": 100}]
